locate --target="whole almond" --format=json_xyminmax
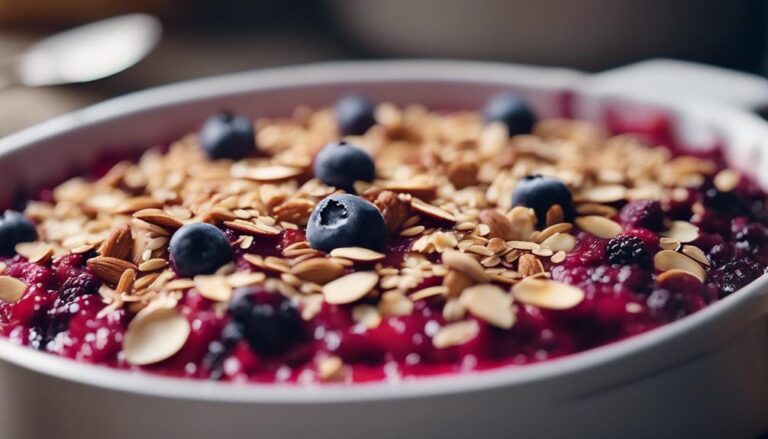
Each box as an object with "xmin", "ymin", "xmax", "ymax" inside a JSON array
[
  {"xmin": 478, "ymin": 209, "xmax": 516, "ymax": 241},
  {"xmin": 88, "ymin": 256, "xmax": 138, "ymax": 285},
  {"xmin": 99, "ymin": 224, "xmax": 133, "ymax": 260},
  {"xmin": 447, "ymin": 160, "xmax": 479, "ymax": 189},
  {"xmin": 374, "ymin": 190, "xmax": 411, "ymax": 235}
]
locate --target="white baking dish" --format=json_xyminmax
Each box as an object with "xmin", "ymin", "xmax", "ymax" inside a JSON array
[{"xmin": 0, "ymin": 60, "xmax": 767, "ymax": 439}]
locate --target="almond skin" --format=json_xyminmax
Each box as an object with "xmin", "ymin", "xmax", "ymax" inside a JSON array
[
  {"xmin": 88, "ymin": 256, "xmax": 138, "ymax": 285},
  {"xmin": 99, "ymin": 224, "xmax": 133, "ymax": 260}
]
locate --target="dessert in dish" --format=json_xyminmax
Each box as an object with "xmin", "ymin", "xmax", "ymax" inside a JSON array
[{"xmin": 0, "ymin": 92, "xmax": 765, "ymax": 384}]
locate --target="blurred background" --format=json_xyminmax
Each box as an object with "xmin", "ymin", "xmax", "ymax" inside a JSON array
[{"xmin": 0, "ymin": 0, "xmax": 766, "ymax": 135}]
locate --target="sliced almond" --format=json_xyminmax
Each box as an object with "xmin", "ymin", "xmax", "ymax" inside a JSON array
[
  {"xmin": 352, "ymin": 304, "xmax": 381, "ymax": 329},
  {"xmin": 545, "ymin": 204, "xmax": 565, "ymax": 227},
  {"xmin": 432, "ymin": 320, "xmax": 480, "ymax": 349},
  {"xmin": 441, "ymin": 250, "xmax": 489, "ymax": 283},
  {"xmin": 654, "ymin": 250, "xmax": 706, "ymax": 281},
  {"xmin": 232, "ymin": 164, "xmax": 303, "ymax": 182},
  {"xmin": 133, "ymin": 208, "xmax": 184, "ymax": 229},
  {"xmin": 317, "ymin": 356, "xmax": 345, "ymax": 382},
  {"xmin": 682, "ymin": 245, "xmax": 710, "ymax": 266},
  {"xmin": 224, "ymin": 219, "xmax": 281, "ymax": 237},
  {"xmin": 657, "ymin": 268, "xmax": 703, "ymax": 286},
  {"xmin": 123, "ymin": 305, "xmax": 190, "ymax": 366},
  {"xmin": 662, "ymin": 221, "xmax": 699, "ymax": 243},
  {"xmin": 291, "ymin": 258, "xmax": 345, "ymax": 284},
  {"xmin": 579, "ymin": 185, "xmax": 627, "ymax": 203},
  {"xmin": 194, "ymin": 275, "xmax": 233, "ymax": 302},
  {"xmin": 540, "ymin": 232, "xmax": 577, "ymax": 253},
  {"xmin": 226, "ymin": 271, "xmax": 266, "ymax": 288},
  {"xmin": 659, "ymin": 237, "xmax": 681, "ymax": 251},
  {"xmin": 551, "ymin": 251, "xmax": 566, "ymax": 264},
  {"xmin": 15, "ymin": 242, "xmax": 53, "ymax": 264},
  {"xmin": 138, "ymin": 258, "xmax": 167, "ymax": 272},
  {"xmin": 575, "ymin": 215, "xmax": 622, "ymax": 239},
  {"xmin": 713, "ymin": 169, "xmax": 741, "ymax": 192},
  {"xmin": 518, "ymin": 254, "xmax": 545, "ymax": 278},
  {"xmin": 0, "ymin": 276, "xmax": 27, "ymax": 303},
  {"xmin": 534, "ymin": 222, "xmax": 573, "ymax": 243},
  {"xmin": 378, "ymin": 291, "xmax": 414, "ymax": 316},
  {"xmin": 411, "ymin": 198, "xmax": 456, "ymax": 223},
  {"xmin": 329, "ymin": 247, "xmax": 385, "ymax": 262},
  {"xmin": 322, "ymin": 271, "xmax": 379, "ymax": 304},
  {"xmin": 478, "ymin": 209, "xmax": 516, "ymax": 240},
  {"xmin": 410, "ymin": 285, "xmax": 449, "ymax": 301},
  {"xmin": 512, "ymin": 277, "xmax": 585, "ymax": 310},
  {"xmin": 459, "ymin": 284, "xmax": 515, "ymax": 329},
  {"xmin": 114, "ymin": 196, "xmax": 162, "ymax": 214}
]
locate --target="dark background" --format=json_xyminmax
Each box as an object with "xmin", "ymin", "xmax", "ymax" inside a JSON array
[{"xmin": 0, "ymin": 0, "xmax": 766, "ymax": 134}]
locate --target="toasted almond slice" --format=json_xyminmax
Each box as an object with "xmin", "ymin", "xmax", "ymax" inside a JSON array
[
  {"xmin": 226, "ymin": 271, "xmax": 266, "ymax": 288},
  {"xmin": 164, "ymin": 279, "xmax": 196, "ymax": 290},
  {"xmin": 15, "ymin": 242, "xmax": 53, "ymax": 264},
  {"xmin": 194, "ymin": 275, "xmax": 233, "ymax": 302},
  {"xmin": 575, "ymin": 215, "xmax": 622, "ymax": 239},
  {"xmin": 291, "ymin": 258, "xmax": 346, "ymax": 284},
  {"xmin": 432, "ymin": 320, "xmax": 480, "ymax": 349},
  {"xmin": 411, "ymin": 198, "xmax": 456, "ymax": 223},
  {"xmin": 579, "ymin": 185, "xmax": 627, "ymax": 203},
  {"xmin": 123, "ymin": 305, "xmax": 190, "ymax": 366},
  {"xmin": 224, "ymin": 219, "xmax": 281, "ymax": 237},
  {"xmin": 400, "ymin": 225, "xmax": 425, "ymax": 237},
  {"xmin": 662, "ymin": 221, "xmax": 699, "ymax": 243},
  {"xmin": 322, "ymin": 271, "xmax": 379, "ymax": 305},
  {"xmin": 0, "ymin": 276, "xmax": 27, "ymax": 303},
  {"xmin": 410, "ymin": 285, "xmax": 449, "ymax": 301},
  {"xmin": 506, "ymin": 241, "xmax": 540, "ymax": 251},
  {"xmin": 232, "ymin": 164, "xmax": 303, "ymax": 182},
  {"xmin": 512, "ymin": 277, "xmax": 585, "ymax": 310},
  {"xmin": 459, "ymin": 284, "xmax": 515, "ymax": 329},
  {"xmin": 442, "ymin": 250, "xmax": 489, "ymax": 283},
  {"xmin": 378, "ymin": 291, "xmax": 414, "ymax": 316},
  {"xmin": 352, "ymin": 304, "xmax": 382, "ymax": 329},
  {"xmin": 657, "ymin": 268, "xmax": 703, "ymax": 286},
  {"xmin": 551, "ymin": 250, "xmax": 566, "ymax": 264},
  {"xmin": 659, "ymin": 237, "xmax": 681, "ymax": 251},
  {"xmin": 713, "ymin": 169, "xmax": 741, "ymax": 192},
  {"xmin": 534, "ymin": 222, "xmax": 573, "ymax": 243},
  {"xmin": 682, "ymin": 245, "xmax": 710, "ymax": 266},
  {"xmin": 329, "ymin": 247, "xmax": 385, "ymax": 262},
  {"xmin": 576, "ymin": 203, "xmax": 618, "ymax": 217},
  {"xmin": 654, "ymin": 250, "xmax": 706, "ymax": 281},
  {"xmin": 382, "ymin": 182, "xmax": 437, "ymax": 199},
  {"xmin": 138, "ymin": 258, "xmax": 167, "ymax": 272},
  {"xmin": 133, "ymin": 208, "xmax": 184, "ymax": 229},
  {"xmin": 540, "ymin": 232, "xmax": 577, "ymax": 253},
  {"xmin": 317, "ymin": 356, "xmax": 345, "ymax": 382}
]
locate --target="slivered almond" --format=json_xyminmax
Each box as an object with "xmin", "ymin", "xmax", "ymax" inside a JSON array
[
  {"xmin": 654, "ymin": 250, "xmax": 706, "ymax": 281},
  {"xmin": 138, "ymin": 258, "xmax": 167, "ymax": 272},
  {"xmin": 459, "ymin": 284, "xmax": 515, "ymax": 329},
  {"xmin": 114, "ymin": 196, "xmax": 162, "ymax": 214},
  {"xmin": 512, "ymin": 277, "xmax": 585, "ymax": 310},
  {"xmin": 133, "ymin": 209, "xmax": 184, "ymax": 229},
  {"xmin": 99, "ymin": 224, "xmax": 133, "ymax": 260},
  {"xmin": 224, "ymin": 219, "xmax": 281, "ymax": 236},
  {"xmin": 88, "ymin": 256, "xmax": 138, "ymax": 284},
  {"xmin": 478, "ymin": 209, "xmax": 516, "ymax": 240},
  {"xmin": 116, "ymin": 269, "xmax": 135, "ymax": 294},
  {"xmin": 226, "ymin": 271, "xmax": 266, "ymax": 288},
  {"xmin": 322, "ymin": 271, "xmax": 379, "ymax": 304},
  {"xmin": 291, "ymin": 258, "xmax": 345, "ymax": 284},
  {"xmin": 123, "ymin": 304, "xmax": 190, "ymax": 366},
  {"xmin": 0, "ymin": 276, "xmax": 27, "ymax": 303},
  {"xmin": 410, "ymin": 285, "xmax": 449, "ymax": 301},
  {"xmin": 411, "ymin": 198, "xmax": 456, "ymax": 223},
  {"xmin": 662, "ymin": 221, "xmax": 699, "ymax": 243},
  {"xmin": 15, "ymin": 242, "xmax": 53, "ymax": 264},
  {"xmin": 575, "ymin": 215, "xmax": 622, "ymax": 239},
  {"xmin": 442, "ymin": 250, "xmax": 489, "ymax": 283},
  {"xmin": 378, "ymin": 291, "xmax": 414, "ymax": 316},
  {"xmin": 194, "ymin": 275, "xmax": 232, "ymax": 301},
  {"xmin": 433, "ymin": 320, "xmax": 480, "ymax": 348},
  {"xmin": 330, "ymin": 247, "xmax": 385, "ymax": 262}
]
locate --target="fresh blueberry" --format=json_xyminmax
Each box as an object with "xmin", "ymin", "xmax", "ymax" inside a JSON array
[
  {"xmin": 228, "ymin": 287, "xmax": 303, "ymax": 355},
  {"xmin": 307, "ymin": 194, "xmax": 387, "ymax": 252},
  {"xmin": 606, "ymin": 235, "xmax": 651, "ymax": 267},
  {"xmin": 169, "ymin": 223, "xmax": 233, "ymax": 277},
  {"xmin": 200, "ymin": 112, "xmax": 255, "ymax": 160},
  {"xmin": 335, "ymin": 94, "xmax": 376, "ymax": 136},
  {"xmin": 313, "ymin": 141, "xmax": 375, "ymax": 192},
  {"xmin": 484, "ymin": 92, "xmax": 536, "ymax": 136},
  {"xmin": 0, "ymin": 211, "xmax": 38, "ymax": 255},
  {"xmin": 511, "ymin": 174, "xmax": 575, "ymax": 225}
]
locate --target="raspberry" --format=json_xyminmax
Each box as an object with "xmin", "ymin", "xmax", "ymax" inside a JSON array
[
  {"xmin": 606, "ymin": 235, "xmax": 651, "ymax": 266},
  {"xmin": 619, "ymin": 200, "xmax": 664, "ymax": 231}
]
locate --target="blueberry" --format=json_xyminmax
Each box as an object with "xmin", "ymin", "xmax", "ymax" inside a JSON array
[
  {"xmin": 307, "ymin": 194, "xmax": 387, "ymax": 252},
  {"xmin": 169, "ymin": 223, "xmax": 233, "ymax": 277},
  {"xmin": 228, "ymin": 288, "xmax": 303, "ymax": 355},
  {"xmin": 0, "ymin": 211, "xmax": 37, "ymax": 255},
  {"xmin": 483, "ymin": 92, "xmax": 536, "ymax": 136},
  {"xmin": 200, "ymin": 112, "xmax": 255, "ymax": 160},
  {"xmin": 335, "ymin": 94, "xmax": 376, "ymax": 136},
  {"xmin": 606, "ymin": 235, "xmax": 651, "ymax": 267},
  {"xmin": 313, "ymin": 141, "xmax": 375, "ymax": 192},
  {"xmin": 511, "ymin": 175, "xmax": 575, "ymax": 225}
]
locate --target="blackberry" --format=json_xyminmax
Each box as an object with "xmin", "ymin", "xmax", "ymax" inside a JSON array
[
  {"xmin": 58, "ymin": 272, "xmax": 100, "ymax": 305},
  {"xmin": 619, "ymin": 200, "xmax": 664, "ymax": 232},
  {"xmin": 606, "ymin": 235, "xmax": 650, "ymax": 267}
]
